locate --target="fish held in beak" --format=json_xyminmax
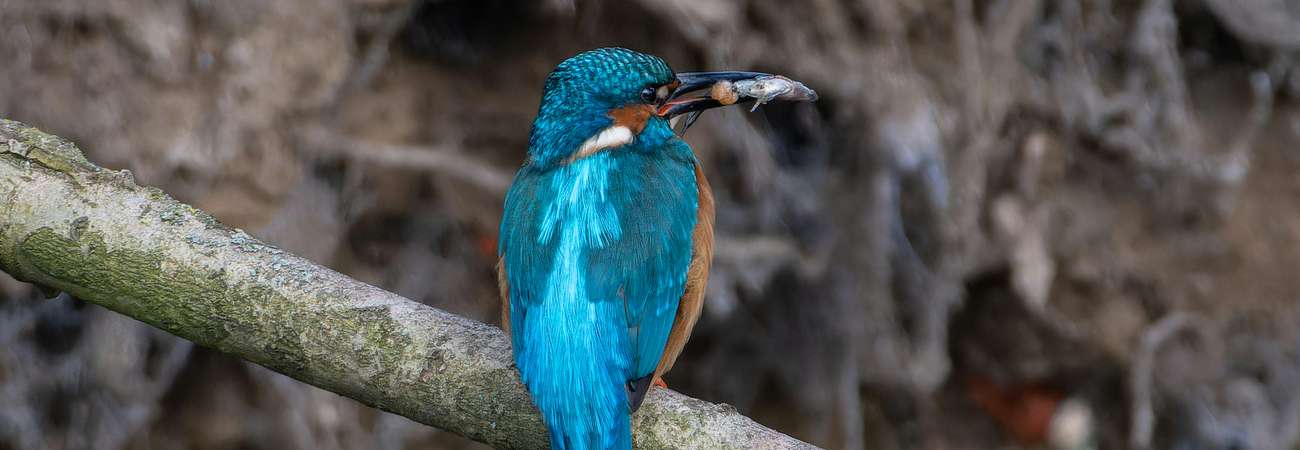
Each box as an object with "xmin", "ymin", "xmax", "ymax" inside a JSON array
[{"xmin": 658, "ymin": 71, "xmax": 818, "ymax": 131}]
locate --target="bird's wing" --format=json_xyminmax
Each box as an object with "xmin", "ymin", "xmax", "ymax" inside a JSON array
[
  {"xmin": 653, "ymin": 163, "xmax": 714, "ymax": 378},
  {"xmin": 579, "ymin": 149, "xmax": 698, "ymax": 381}
]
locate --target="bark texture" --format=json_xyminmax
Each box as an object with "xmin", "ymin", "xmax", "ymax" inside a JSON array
[{"xmin": 0, "ymin": 119, "xmax": 815, "ymax": 450}]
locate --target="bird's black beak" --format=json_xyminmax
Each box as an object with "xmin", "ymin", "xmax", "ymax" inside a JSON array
[{"xmin": 656, "ymin": 71, "xmax": 770, "ymax": 119}]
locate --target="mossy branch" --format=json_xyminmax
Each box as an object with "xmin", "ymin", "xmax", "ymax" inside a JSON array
[{"xmin": 0, "ymin": 119, "xmax": 817, "ymax": 450}]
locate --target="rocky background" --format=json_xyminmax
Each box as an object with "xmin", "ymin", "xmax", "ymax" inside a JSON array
[{"xmin": 3, "ymin": 0, "xmax": 1300, "ymax": 449}]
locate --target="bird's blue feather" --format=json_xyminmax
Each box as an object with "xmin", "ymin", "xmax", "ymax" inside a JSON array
[{"xmin": 499, "ymin": 48, "xmax": 698, "ymax": 450}]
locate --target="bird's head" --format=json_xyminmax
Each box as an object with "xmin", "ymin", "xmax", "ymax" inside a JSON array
[{"xmin": 525, "ymin": 47, "xmax": 776, "ymax": 167}]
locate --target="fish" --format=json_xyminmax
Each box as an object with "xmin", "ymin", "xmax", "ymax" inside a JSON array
[
  {"xmin": 672, "ymin": 73, "xmax": 818, "ymax": 131},
  {"xmin": 710, "ymin": 75, "xmax": 819, "ymax": 111}
]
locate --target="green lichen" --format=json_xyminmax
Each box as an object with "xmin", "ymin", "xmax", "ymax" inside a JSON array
[
  {"xmin": 14, "ymin": 225, "xmax": 433, "ymax": 392},
  {"xmin": 152, "ymin": 197, "xmax": 226, "ymax": 231},
  {"xmin": 19, "ymin": 227, "xmax": 234, "ymax": 344},
  {"xmin": 228, "ymin": 228, "xmax": 285, "ymax": 254},
  {"xmin": 12, "ymin": 227, "xmax": 407, "ymax": 378},
  {"xmin": 0, "ymin": 119, "xmax": 99, "ymax": 175},
  {"xmin": 158, "ymin": 202, "xmax": 197, "ymax": 224},
  {"xmin": 69, "ymin": 216, "xmax": 90, "ymax": 240}
]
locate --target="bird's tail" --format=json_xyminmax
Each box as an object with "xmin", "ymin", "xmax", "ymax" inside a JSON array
[
  {"xmin": 544, "ymin": 408, "xmax": 631, "ymax": 450},
  {"xmin": 515, "ymin": 294, "xmax": 633, "ymax": 450}
]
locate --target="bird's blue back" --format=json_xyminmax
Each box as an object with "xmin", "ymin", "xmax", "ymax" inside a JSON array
[{"xmin": 498, "ymin": 48, "xmax": 699, "ymax": 449}]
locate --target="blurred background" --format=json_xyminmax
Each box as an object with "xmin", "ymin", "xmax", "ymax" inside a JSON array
[{"xmin": 2, "ymin": 0, "xmax": 1300, "ymax": 449}]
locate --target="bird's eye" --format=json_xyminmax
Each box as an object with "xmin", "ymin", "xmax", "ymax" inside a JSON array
[{"xmin": 640, "ymin": 87, "xmax": 657, "ymax": 104}]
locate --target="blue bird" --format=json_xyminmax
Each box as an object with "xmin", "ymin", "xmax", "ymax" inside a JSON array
[{"xmin": 498, "ymin": 47, "xmax": 785, "ymax": 449}]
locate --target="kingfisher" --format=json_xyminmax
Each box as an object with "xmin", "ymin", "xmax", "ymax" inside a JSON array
[{"xmin": 497, "ymin": 47, "xmax": 806, "ymax": 449}]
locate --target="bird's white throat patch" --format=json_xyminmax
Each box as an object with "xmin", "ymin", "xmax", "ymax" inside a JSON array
[{"xmin": 570, "ymin": 125, "xmax": 633, "ymax": 162}]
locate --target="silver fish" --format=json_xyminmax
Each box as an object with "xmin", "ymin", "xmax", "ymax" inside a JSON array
[{"xmin": 729, "ymin": 75, "xmax": 819, "ymax": 111}]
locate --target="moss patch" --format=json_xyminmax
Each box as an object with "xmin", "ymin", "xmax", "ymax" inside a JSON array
[
  {"xmin": 0, "ymin": 119, "xmax": 98, "ymax": 175},
  {"xmin": 19, "ymin": 227, "xmax": 235, "ymax": 344}
]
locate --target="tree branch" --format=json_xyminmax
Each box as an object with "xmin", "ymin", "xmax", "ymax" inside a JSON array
[{"xmin": 0, "ymin": 119, "xmax": 816, "ymax": 450}]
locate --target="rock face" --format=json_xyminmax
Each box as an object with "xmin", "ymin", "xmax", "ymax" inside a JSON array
[{"xmin": 2, "ymin": 1, "xmax": 1300, "ymax": 449}]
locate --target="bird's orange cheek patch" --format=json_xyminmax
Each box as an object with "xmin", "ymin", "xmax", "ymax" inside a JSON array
[
  {"xmin": 608, "ymin": 104, "xmax": 654, "ymax": 134},
  {"xmin": 567, "ymin": 104, "xmax": 654, "ymax": 163}
]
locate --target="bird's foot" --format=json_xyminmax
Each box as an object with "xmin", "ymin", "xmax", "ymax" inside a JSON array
[{"xmin": 653, "ymin": 377, "xmax": 668, "ymax": 389}]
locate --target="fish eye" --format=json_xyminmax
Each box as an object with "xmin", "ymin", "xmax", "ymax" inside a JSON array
[{"xmin": 640, "ymin": 86, "xmax": 657, "ymax": 104}]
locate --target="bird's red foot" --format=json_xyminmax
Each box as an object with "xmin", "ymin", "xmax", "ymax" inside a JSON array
[{"xmin": 653, "ymin": 377, "xmax": 668, "ymax": 389}]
